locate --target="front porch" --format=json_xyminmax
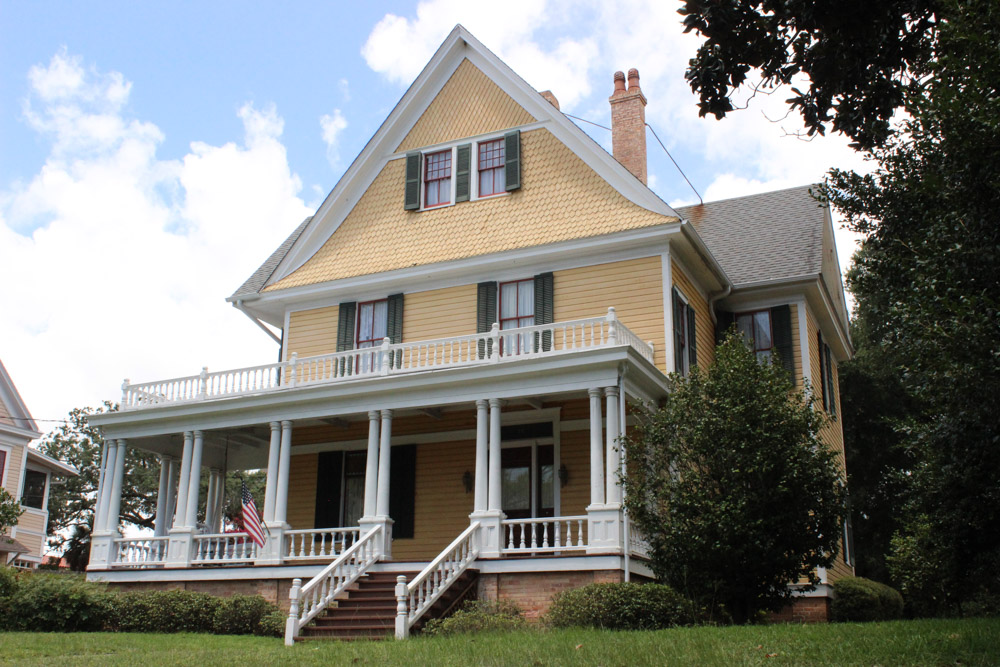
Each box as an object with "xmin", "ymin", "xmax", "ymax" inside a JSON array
[{"xmin": 86, "ymin": 310, "xmax": 664, "ymax": 639}]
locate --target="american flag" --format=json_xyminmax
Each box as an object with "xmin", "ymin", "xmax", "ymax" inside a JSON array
[{"xmin": 241, "ymin": 481, "xmax": 266, "ymax": 548}]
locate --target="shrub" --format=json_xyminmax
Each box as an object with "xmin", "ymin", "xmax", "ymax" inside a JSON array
[
  {"xmin": 104, "ymin": 590, "xmax": 220, "ymax": 633},
  {"xmin": 2, "ymin": 572, "xmax": 109, "ymax": 632},
  {"xmin": 831, "ymin": 576, "xmax": 904, "ymax": 622},
  {"xmin": 422, "ymin": 599, "xmax": 526, "ymax": 636},
  {"xmin": 546, "ymin": 582, "xmax": 696, "ymax": 630},
  {"xmin": 257, "ymin": 609, "xmax": 287, "ymax": 637},
  {"xmin": 212, "ymin": 595, "xmax": 280, "ymax": 635}
]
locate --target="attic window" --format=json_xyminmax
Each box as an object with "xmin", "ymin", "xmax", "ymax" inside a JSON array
[
  {"xmin": 424, "ymin": 150, "xmax": 452, "ymax": 208},
  {"xmin": 478, "ymin": 139, "xmax": 506, "ymax": 196}
]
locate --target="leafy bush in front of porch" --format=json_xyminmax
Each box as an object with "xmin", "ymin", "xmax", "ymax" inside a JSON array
[
  {"xmin": 546, "ymin": 582, "xmax": 697, "ymax": 630},
  {"xmin": 105, "ymin": 590, "xmax": 280, "ymax": 635},
  {"xmin": 831, "ymin": 576, "xmax": 904, "ymax": 622},
  {"xmin": 0, "ymin": 569, "xmax": 110, "ymax": 632},
  {"xmin": 422, "ymin": 600, "xmax": 527, "ymax": 636}
]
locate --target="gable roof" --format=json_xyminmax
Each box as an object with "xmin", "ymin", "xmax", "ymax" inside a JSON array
[
  {"xmin": 0, "ymin": 358, "xmax": 40, "ymax": 438},
  {"xmin": 230, "ymin": 25, "xmax": 681, "ymax": 301},
  {"xmin": 232, "ymin": 217, "xmax": 311, "ymax": 299}
]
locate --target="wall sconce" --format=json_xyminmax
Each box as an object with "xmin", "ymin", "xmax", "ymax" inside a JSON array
[
  {"xmin": 558, "ymin": 464, "xmax": 569, "ymax": 488},
  {"xmin": 462, "ymin": 470, "xmax": 474, "ymax": 494}
]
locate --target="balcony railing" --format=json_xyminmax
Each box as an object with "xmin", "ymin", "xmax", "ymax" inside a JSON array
[{"xmin": 121, "ymin": 309, "xmax": 655, "ymax": 410}]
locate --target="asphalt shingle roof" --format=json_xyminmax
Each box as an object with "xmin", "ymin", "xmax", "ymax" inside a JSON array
[
  {"xmin": 676, "ymin": 184, "xmax": 826, "ymax": 287},
  {"xmin": 230, "ymin": 216, "xmax": 311, "ymax": 299}
]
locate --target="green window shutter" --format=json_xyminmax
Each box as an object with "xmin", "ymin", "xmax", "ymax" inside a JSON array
[
  {"xmin": 337, "ymin": 301, "xmax": 357, "ymax": 377},
  {"xmin": 477, "ymin": 281, "xmax": 497, "ymax": 359},
  {"xmin": 825, "ymin": 344, "xmax": 836, "ymax": 417},
  {"xmin": 314, "ymin": 451, "xmax": 343, "ymax": 529},
  {"xmin": 387, "ymin": 293, "xmax": 404, "ymax": 368},
  {"xmin": 818, "ymin": 332, "xmax": 828, "ymax": 410},
  {"xmin": 504, "ymin": 130, "xmax": 521, "ymax": 191},
  {"xmin": 533, "ymin": 272, "xmax": 553, "ymax": 351},
  {"xmin": 404, "ymin": 152, "xmax": 422, "ymax": 210},
  {"xmin": 687, "ymin": 304, "xmax": 697, "ymax": 369},
  {"xmin": 715, "ymin": 311, "xmax": 735, "ymax": 344},
  {"xmin": 455, "ymin": 144, "xmax": 471, "ymax": 202},
  {"xmin": 672, "ymin": 288, "xmax": 685, "ymax": 374},
  {"xmin": 389, "ymin": 444, "xmax": 417, "ymax": 539},
  {"xmin": 770, "ymin": 305, "xmax": 795, "ymax": 384}
]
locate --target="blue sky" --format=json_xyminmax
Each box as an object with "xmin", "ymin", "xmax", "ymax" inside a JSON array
[{"xmin": 0, "ymin": 1, "xmax": 866, "ymax": 425}]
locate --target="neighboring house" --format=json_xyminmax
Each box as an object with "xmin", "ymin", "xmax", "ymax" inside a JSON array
[
  {"xmin": 85, "ymin": 26, "xmax": 852, "ymax": 636},
  {"xmin": 0, "ymin": 359, "xmax": 78, "ymax": 569}
]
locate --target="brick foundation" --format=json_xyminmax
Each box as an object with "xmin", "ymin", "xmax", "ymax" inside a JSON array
[
  {"xmin": 769, "ymin": 596, "xmax": 831, "ymax": 623},
  {"xmin": 477, "ymin": 569, "xmax": 633, "ymax": 621}
]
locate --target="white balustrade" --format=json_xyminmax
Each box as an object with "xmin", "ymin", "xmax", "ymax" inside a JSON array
[
  {"xmin": 628, "ymin": 521, "xmax": 652, "ymax": 559},
  {"xmin": 191, "ymin": 533, "xmax": 259, "ymax": 565},
  {"xmin": 121, "ymin": 310, "xmax": 656, "ymax": 410},
  {"xmin": 500, "ymin": 516, "xmax": 588, "ymax": 554},
  {"xmin": 285, "ymin": 524, "xmax": 383, "ymax": 645},
  {"xmin": 396, "ymin": 522, "xmax": 480, "ymax": 639},
  {"xmin": 111, "ymin": 537, "xmax": 169, "ymax": 567},
  {"xmin": 284, "ymin": 527, "xmax": 360, "ymax": 560}
]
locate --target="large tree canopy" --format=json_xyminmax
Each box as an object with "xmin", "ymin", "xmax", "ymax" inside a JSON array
[{"xmin": 680, "ymin": 0, "xmax": 939, "ymax": 148}]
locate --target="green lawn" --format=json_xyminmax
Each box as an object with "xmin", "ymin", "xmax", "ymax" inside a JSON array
[{"xmin": 1, "ymin": 618, "xmax": 997, "ymax": 666}]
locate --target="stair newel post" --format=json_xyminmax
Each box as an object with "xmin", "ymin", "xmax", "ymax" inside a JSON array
[
  {"xmin": 395, "ymin": 575, "xmax": 409, "ymax": 640},
  {"xmin": 606, "ymin": 307, "xmax": 618, "ymax": 345},
  {"xmin": 285, "ymin": 578, "xmax": 302, "ymax": 646}
]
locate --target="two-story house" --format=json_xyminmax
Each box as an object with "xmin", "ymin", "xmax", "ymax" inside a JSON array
[
  {"xmin": 85, "ymin": 26, "xmax": 852, "ymax": 639},
  {"xmin": 1, "ymin": 359, "xmax": 78, "ymax": 568}
]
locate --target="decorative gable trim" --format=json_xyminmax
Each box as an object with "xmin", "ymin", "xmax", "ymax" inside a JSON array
[{"xmin": 0, "ymin": 360, "xmax": 40, "ymax": 439}]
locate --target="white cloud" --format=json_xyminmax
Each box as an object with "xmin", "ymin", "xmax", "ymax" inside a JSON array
[
  {"xmin": 0, "ymin": 52, "xmax": 311, "ymax": 423},
  {"xmin": 319, "ymin": 109, "xmax": 348, "ymax": 169}
]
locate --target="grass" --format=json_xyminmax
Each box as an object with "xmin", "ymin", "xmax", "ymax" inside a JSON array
[{"xmin": 0, "ymin": 618, "xmax": 997, "ymax": 666}]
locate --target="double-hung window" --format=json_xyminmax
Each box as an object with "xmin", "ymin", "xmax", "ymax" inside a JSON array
[
  {"xmin": 423, "ymin": 150, "xmax": 452, "ymax": 208},
  {"xmin": 736, "ymin": 310, "xmax": 773, "ymax": 363},
  {"xmin": 21, "ymin": 469, "xmax": 47, "ymax": 510},
  {"xmin": 672, "ymin": 287, "xmax": 697, "ymax": 375},
  {"xmin": 356, "ymin": 299, "xmax": 388, "ymax": 373},
  {"xmin": 478, "ymin": 139, "xmax": 505, "ymax": 197},
  {"xmin": 499, "ymin": 279, "xmax": 535, "ymax": 355}
]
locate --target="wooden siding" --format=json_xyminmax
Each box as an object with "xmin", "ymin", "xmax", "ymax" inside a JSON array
[
  {"xmin": 671, "ymin": 260, "xmax": 715, "ymax": 369},
  {"xmin": 402, "ymin": 284, "xmax": 478, "ymax": 343},
  {"xmin": 559, "ymin": 427, "xmax": 590, "ymax": 518},
  {"xmin": 285, "ymin": 306, "xmax": 339, "ymax": 360},
  {"xmin": 2, "ymin": 442, "xmax": 24, "ymax": 495},
  {"xmin": 790, "ymin": 304, "xmax": 803, "ymax": 387},
  {"xmin": 0, "ymin": 399, "xmax": 14, "ymax": 427},
  {"xmin": 553, "ymin": 256, "xmax": 666, "ymax": 373},
  {"xmin": 13, "ymin": 509, "xmax": 46, "ymax": 559},
  {"xmin": 285, "ymin": 453, "xmax": 319, "ymax": 530}
]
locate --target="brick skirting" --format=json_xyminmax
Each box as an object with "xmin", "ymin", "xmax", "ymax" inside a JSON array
[
  {"xmin": 477, "ymin": 569, "xmax": 639, "ymax": 621},
  {"xmin": 769, "ymin": 596, "xmax": 832, "ymax": 623}
]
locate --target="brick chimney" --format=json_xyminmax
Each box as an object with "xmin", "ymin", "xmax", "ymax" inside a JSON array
[{"xmin": 609, "ymin": 68, "xmax": 647, "ymax": 184}]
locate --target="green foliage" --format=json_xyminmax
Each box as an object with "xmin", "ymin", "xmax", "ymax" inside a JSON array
[
  {"xmin": 256, "ymin": 609, "xmax": 287, "ymax": 638},
  {"xmin": 211, "ymin": 595, "xmax": 280, "ymax": 636},
  {"xmin": 422, "ymin": 600, "xmax": 526, "ymax": 636},
  {"xmin": 831, "ymin": 576, "xmax": 904, "ymax": 622},
  {"xmin": 0, "ymin": 488, "xmax": 25, "ymax": 535},
  {"xmin": 624, "ymin": 333, "xmax": 845, "ymax": 623},
  {"xmin": 0, "ymin": 572, "xmax": 109, "ymax": 632},
  {"xmin": 546, "ymin": 583, "xmax": 696, "ymax": 630},
  {"xmin": 104, "ymin": 590, "xmax": 220, "ymax": 633}
]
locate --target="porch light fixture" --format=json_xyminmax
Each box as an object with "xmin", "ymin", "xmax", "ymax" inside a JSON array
[
  {"xmin": 462, "ymin": 470, "xmax": 474, "ymax": 494},
  {"xmin": 558, "ymin": 464, "xmax": 569, "ymax": 488}
]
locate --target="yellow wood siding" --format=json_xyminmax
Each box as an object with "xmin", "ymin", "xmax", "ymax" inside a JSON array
[
  {"xmin": 285, "ymin": 453, "xmax": 318, "ymax": 530},
  {"xmin": 559, "ymin": 427, "xmax": 590, "ymax": 518},
  {"xmin": 789, "ymin": 304, "xmax": 803, "ymax": 387},
  {"xmin": 2, "ymin": 443, "xmax": 24, "ymax": 494},
  {"xmin": 265, "ymin": 128, "xmax": 675, "ymax": 291},
  {"xmin": 396, "ymin": 59, "xmax": 535, "ymax": 153},
  {"xmin": 671, "ymin": 260, "xmax": 715, "ymax": 369},
  {"xmin": 402, "ymin": 284, "xmax": 478, "ymax": 343},
  {"xmin": 553, "ymin": 256, "xmax": 666, "ymax": 372},
  {"xmin": 285, "ymin": 307, "xmax": 339, "ymax": 360}
]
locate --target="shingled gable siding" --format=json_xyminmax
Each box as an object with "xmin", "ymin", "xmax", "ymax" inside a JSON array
[
  {"xmin": 553, "ymin": 256, "xmax": 666, "ymax": 372},
  {"xmin": 670, "ymin": 260, "xmax": 715, "ymax": 369},
  {"xmin": 0, "ymin": 399, "xmax": 15, "ymax": 427}
]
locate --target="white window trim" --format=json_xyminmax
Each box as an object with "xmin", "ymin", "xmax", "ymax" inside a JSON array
[
  {"xmin": 0, "ymin": 442, "xmax": 12, "ymax": 491},
  {"xmin": 20, "ymin": 465, "xmax": 50, "ymax": 513},
  {"xmin": 416, "ymin": 132, "xmax": 512, "ymax": 211},
  {"xmin": 673, "ymin": 287, "xmax": 691, "ymax": 376}
]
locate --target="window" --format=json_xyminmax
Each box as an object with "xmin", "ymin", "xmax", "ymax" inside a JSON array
[
  {"xmin": 21, "ymin": 469, "xmax": 46, "ymax": 509},
  {"xmin": 423, "ymin": 150, "xmax": 452, "ymax": 208},
  {"xmin": 478, "ymin": 139, "xmax": 505, "ymax": 196},
  {"xmin": 356, "ymin": 299, "xmax": 388, "ymax": 373},
  {"xmin": 672, "ymin": 288, "xmax": 697, "ymax": 375},
  {"xmin": 736, "ymin": 310, "xmax": 774, "ymax": 363},
  {"xmin": 818, "ymin": 332, "xmax": 837, "ymax": 416},
  {"xmin": 0, "ymin": 450, "xmax": 6, "ymax": 486},
  {"xmin": 499, "ymin": 279, "xmax": 534, "ymax": 354}
]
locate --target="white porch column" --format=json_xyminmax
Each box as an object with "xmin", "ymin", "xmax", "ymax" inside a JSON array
[
  {"xmin": 204, "ymin": 470, "xmax": 217, "ymax": 529},
  {"xmin": 262, "ymin": 421, "xmax": 281, "ymax": 523},
  {"xmin": 363, "ymin": 411, "xmax": 380, "ymax": 518},
  {"xmin": 360, "ymin": 409, "xmax": 393, "ymax": 559},
  {"xmin": 96, "ymin": 440, "xmax": 118, "ymax": 531},
  {"xmin": 487, "ymin": 399, "xmax": 502, "ymax": 512},
  {"xmin": 93, "ymin": 440, "xmax": 110, "ymax": 531},
  {"xmin": 473, "ymin": 400, "xmax": 488, "ymax": 513},
  {"xmin": 605, "ymin": 387, "xmax": 621, "ymax": 506},
  {"xmin": 161, "ymin": 458, "xmax": 179, "ymax": 537},
  {"xmin": 183, "ymin": 431, "xmax": 205, "ymax": 528},
  {"xmin": 87, "ymin": 439, "xmax": 120, "ymax": 570},
  {"xmin": 173, "ymin": 432, "xmax": 194, "ymax": 529},
  {"xmin": 588, "ymin": 388, "xmax": 605, "ymax": 507},
  {"xmin": 273, "ymin": 421, "xmax": 293, "ymax": 524},
  {"xmin": 153, "ymin": 455, "xmax": 171, "ymax": 537},
  {"xmin": 104, "ymin": 439, "xmax": 127, "ymax": 533},
  {"xmin": 375, "ymin": 410, "xmax": 393, "ymax": 517},
  {"xmin": 259, "ymin": 420, "xmax": 292, "ymax": 565}
]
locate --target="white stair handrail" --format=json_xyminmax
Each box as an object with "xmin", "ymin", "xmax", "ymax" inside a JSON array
[
  {"xmin": 395, "ymin": 522, "xmax": 480, "ymax": 639},
  {"xmin": 284, "ymin": 524, "xmax": 383, "ymax": 646}
]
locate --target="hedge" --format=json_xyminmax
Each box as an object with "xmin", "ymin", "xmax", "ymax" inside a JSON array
[
  {"xmin": 831, "ymin": 576, "xmax": 904, "ymax": 622},
  {"xmin": 546, "ymin": 582, "xmax": 697, "ymax": 630}
]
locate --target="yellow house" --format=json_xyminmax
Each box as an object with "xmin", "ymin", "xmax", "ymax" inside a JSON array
[
  {"xmin": 1, "ymin": 359, "xmax": 78, "ymax": 569},
  {"xmin": 86, "ymin": 26, "xmax": 853, "ymax": 638}
]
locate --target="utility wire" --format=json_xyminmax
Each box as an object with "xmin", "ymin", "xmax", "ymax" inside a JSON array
[{"xmin": 564, "ymin": 112, "xmax": 610, "ymax": 131}]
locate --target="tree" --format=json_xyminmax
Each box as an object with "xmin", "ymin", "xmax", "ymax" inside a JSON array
[
  {"xmin": 0, "ymin": 487, "xmax": 24, "ymax": 536},
  {"xmin": 680, "ymin": 0, "xmax": 939, "ymax": 149},
  {"xmin": 624, "ymin": 333, "xmax": 845, "ymax": 623}
]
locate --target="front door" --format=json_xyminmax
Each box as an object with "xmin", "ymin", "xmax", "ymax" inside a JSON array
[{"xmin": 501, "ymin": 444, "xmax": 554, "ymax": 520}]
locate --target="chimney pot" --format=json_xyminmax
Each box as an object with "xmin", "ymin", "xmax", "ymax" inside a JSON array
[
  {"xmin": 540, "ymin": 90, "xmax": 561, "ymax": 110},
  {"xmin": 613, "ymin": 71, "xmax": 626, "ymax": 94},
  {"xmin": 609, "ymin": 67, "xmax": 648, "ymax": 185},
  {"xmin": 627, "ymin": 68, "xmax": 640, "ymax": 91}
]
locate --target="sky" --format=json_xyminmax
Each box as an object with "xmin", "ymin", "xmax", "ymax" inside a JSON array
[{"xmin": 0, "ymin": 0, "xmax": 868, "ymax": 432}]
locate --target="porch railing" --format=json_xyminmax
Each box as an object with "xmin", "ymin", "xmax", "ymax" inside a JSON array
[
  {"xmin": 284, "ymin": 527, "xmax": 360, "ymax": 560},
  {"xmin": 192, "ymin": 532, "xmax": 258, "ymax": 565},
  {"xmin": 285, "ymin": 524, "xmax": 383, "ymax": 645},
  {"xmin": 111, "ymin": 537, "xmax": 169, "ymax": 567},
  {"xmin": 628, "ymin": 521, "xmax": 652, "ymax": 559},
  {"xmin": 121, "ymin": 309, "xmax": 655, "ymax": 409},
  {"xmin": 500, "ymin": 516, "xmax": 588, "ymax": 554},
  {"xmin": 396, "ymin": 522, "xmax": 480, "ymax": 639}
]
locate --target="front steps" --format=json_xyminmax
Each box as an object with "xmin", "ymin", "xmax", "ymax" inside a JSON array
[{"xmin": 297, "ymin": 569, "xmax": 479, "ymax": 641}]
